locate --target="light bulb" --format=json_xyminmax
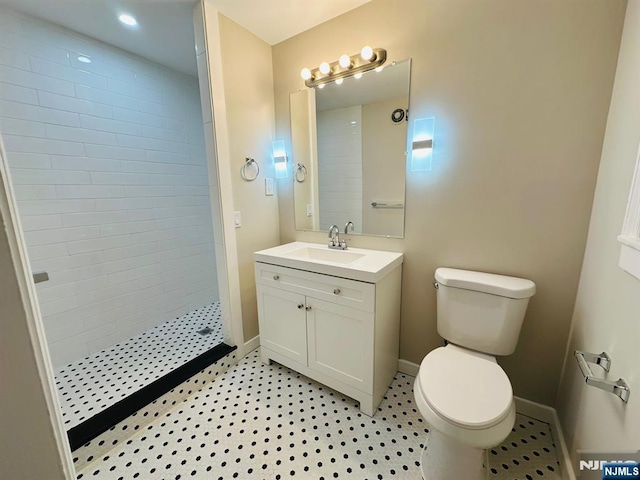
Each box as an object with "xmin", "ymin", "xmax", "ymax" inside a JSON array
[
  {"xmin": 354, "ymin": 73, "xmax": 363, "ymax": 79},
  {"xmin": 335, "ymin": 78, "xmax": 344, "ymax": 85},
  {"xmin": 118, "ymin": 14, "xmax": 138, "ymax": 26},
  {"xmin": 375, "ymin": 66, "xmax": 384, "ymax": 73},
  {"xmin": 300, "ymin": 68, "xmax": 312, "ymax": 80},
  {"xmin": 318, "ymin": 84, "xmax": 325, "ymax": 89},
  {"xmin": 339, "ymin": 54, "xmax": 351, "ymax": 68},
  {"xmin": 319, "ymin": 62, "xmax": 331, "ymax": 75},
  {"xmin": 361, "ymin": 45, "xmax": 374, "ymax": 61}
]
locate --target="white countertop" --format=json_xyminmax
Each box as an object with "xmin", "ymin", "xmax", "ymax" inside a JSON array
[{"xmin": 254, "ymin": 241, "xmax": 403, "ymax": 283}]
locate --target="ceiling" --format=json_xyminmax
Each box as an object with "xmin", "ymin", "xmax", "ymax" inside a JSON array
[{"xmin": 0, "ymin": 0, "xmax": 371, "ymax": 77}]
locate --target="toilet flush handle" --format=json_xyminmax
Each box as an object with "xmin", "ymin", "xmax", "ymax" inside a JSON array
[{"xmin": 433, "ymin": 281, "xmax": 439, "ymax": 289}]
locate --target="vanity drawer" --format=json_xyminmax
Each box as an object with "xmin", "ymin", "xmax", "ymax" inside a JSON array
[{"xmin": 255, "ymin": 262, "xmax": 375, "ymax": 313}]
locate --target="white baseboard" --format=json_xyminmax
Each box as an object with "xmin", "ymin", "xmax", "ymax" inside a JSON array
[
  {"xmin": 552, "ymin": 408, "xmax": 575, "ymax": 480},
  {"xmin": 514, "ymin": 396, "xmax": 555, "ymax": 423},
  {"xmin": 397, "ymin": 360, "xmax": 574, "ymax": 480},
  {"xmin": 514, "ymin": 397, "xmax": 575, "ymax": 480},
  {"xmin": 397, "ymin": 358, "xmax": 419, "ymax": 376},
  {"xmin": 244, "ymin": 335, "xmax": 260, "ymax": 354}
]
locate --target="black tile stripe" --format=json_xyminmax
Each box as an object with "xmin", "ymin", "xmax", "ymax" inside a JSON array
[{"xmin": 67, "ymin": 342, "xmax": 236, "ymax": 451}]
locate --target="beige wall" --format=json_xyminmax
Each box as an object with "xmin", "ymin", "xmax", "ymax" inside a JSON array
[
  {"xmin": 213, "ymin": 13, "xmax": 281, "ymax": 342},
  {"xmin": 273, "ymin": 0, "xmax": 625, "ymax": 405},
  {"xmin": 556, "ymin": 1, "xmax": 639, "ymax": 461},
  {"xmin": 362, "ymin": 97, "xmax": 407, "ymax": 237}
]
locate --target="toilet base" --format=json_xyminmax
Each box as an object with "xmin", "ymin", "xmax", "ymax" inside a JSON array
[{"xmin": 420, "ymin": 430, "xmax": 487, "ymax": 480}]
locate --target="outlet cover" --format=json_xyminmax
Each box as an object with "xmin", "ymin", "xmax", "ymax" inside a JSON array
[{"xmin": 306, "ymin": 204, "xmax": 313, "ymax": 217}]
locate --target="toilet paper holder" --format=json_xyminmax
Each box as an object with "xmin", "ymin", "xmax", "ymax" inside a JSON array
[{"xmin": 574, "ymin": 350, "xmax": 630, "ymax": 403}]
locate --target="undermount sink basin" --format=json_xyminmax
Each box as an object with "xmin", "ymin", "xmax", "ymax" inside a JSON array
[
  {"xmin": 254, "ymin": 242, "xmax": 403, "ymax": 283},
  {"xmin": 283, "ymin": 246, "xmax": 365, "ymax": 264}
]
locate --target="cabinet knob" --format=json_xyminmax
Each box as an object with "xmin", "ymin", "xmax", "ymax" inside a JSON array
[
  {"xmin": 333, "ymin": 288, "xmax": 341, "ymax": 295},
  {"xmin": 305, "ymin": 306, "xmax": 312, "ymax": 311},
  {"xmin": 298, "ymin": 304, "xmax": 304, "ymax": 309},
  {"xmin": 273, "ymin": 275, "xmax": 280, "ymax": 280}
]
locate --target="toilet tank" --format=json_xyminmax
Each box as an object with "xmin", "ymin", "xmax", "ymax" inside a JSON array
[{"xmin": 434, "ymin": 268, "xmax": 536, "ymax": 356}]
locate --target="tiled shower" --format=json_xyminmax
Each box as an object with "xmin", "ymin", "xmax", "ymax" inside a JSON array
[{"xmin": 0, "ymin": 3, "xmax": 226, "ymax": 450}]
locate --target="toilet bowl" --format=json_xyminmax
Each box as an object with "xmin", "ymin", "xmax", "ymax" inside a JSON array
[
  {"xmin": 414, "ymin": 345, "xmax": 517, "ymax": 480},
  {"xmin": 415, "ymin": 268, "xmax": 535, "ymax": 480},
  {"xmin": 415, "ymin": 344, "xmax": 516, "ymax": 448}
]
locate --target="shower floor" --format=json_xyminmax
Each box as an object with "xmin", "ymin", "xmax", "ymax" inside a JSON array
[{"xmin": 55, "ymin": 302, "xmax": 224, "ymax": 430}]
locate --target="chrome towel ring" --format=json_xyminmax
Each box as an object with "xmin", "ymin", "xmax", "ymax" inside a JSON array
[
  {"xmin": 295, "ymin": 163, "xmax": 307, "ymax": 183},
  {"xmin": 241, "ymin": 157, "xmax": 259, "ymax": 181}
]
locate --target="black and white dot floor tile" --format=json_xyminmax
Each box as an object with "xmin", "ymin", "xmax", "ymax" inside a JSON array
[
  {"xmin": 73, "ymin": 351, "xmax": 238, "ymax": 474},
  {"xmin": 75, "ymin": 348, "xmax": 561, "ymax": 480},
  {"xmin": 489, "ymin": 416, "xmax": 561, "ymax": 480},
  {"xmin": 56, "ymin": 303, "xmax": 223, "ymax": 430}
]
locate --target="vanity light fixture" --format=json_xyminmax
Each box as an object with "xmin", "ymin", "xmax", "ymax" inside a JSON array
[
  {"xmin": 300, "ymin": 46, "xmax": 387, "ymax": 88},
  {"xmin": 273, "ymin": 140, "xmax": 288, "ymax": 179},
  {"xmin": 411, "ymin": 117, "xmax": 435, "ymax": 172}
]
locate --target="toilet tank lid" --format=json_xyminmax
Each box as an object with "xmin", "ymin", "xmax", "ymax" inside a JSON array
[{"xmin": 435, "ymin": 268, "xmax": 536, "ymax": 299}]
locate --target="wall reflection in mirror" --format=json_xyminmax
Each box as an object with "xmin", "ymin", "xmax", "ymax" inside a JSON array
[{"xmin": 290, "ymin": 59, "xmax": 411, "ymax": 238}]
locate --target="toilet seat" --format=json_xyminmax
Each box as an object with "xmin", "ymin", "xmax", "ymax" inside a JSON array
[{"xmin": 417, "ymin": 345, "xmax": 513, "ymax": 430}]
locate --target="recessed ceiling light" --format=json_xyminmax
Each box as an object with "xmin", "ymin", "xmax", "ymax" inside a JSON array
[
  {"xmin": 77, "ymin": 56, "xmax": 91, "ymax": 64},
  {"xmin": 118, "ymin": 14, "xmax": 138, "ymax": 27}
]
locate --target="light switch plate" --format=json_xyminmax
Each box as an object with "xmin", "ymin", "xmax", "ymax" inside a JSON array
[
  {"xmin": 234, "ymin": 211, "xmax": 241, "ymax": 228},
  {"xmin": 265, "ymin": 178, "xmax": 274, "ymax": 196},
  {"xmin": 306, "ymin": 204, "xmax": 313, "ymax": 217}
]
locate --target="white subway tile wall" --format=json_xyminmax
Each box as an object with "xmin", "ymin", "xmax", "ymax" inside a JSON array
[
  {"xmin": 316, "ymin": 106, "xmax": 363, "ymax": 233},
  {"xmin": 0, "ymin": 7, "xmax": 219, "ymax": 367}
]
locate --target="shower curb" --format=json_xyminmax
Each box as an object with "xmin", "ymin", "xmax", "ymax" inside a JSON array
[{"xmin": 67, "ymin": 342, "xmax": 236, "ymax": 452}]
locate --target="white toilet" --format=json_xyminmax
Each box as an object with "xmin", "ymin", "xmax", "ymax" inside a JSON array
[{"xmin": 414, "ymin": 267, "xmax": 536, "ymax": 480}]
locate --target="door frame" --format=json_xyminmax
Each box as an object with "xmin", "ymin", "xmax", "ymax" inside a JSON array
[{"xmin": 0, "ymin": 136, "xmax": 75, "ymax": 477}]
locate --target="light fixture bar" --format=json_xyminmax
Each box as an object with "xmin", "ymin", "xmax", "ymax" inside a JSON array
[{"xmin": 304, "ymin": 48, "xmax": 387, "ymax": 88}]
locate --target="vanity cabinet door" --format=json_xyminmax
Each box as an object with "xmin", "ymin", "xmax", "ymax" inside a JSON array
[
  {"xmin": 306, "ymin": 297, "xmax": 374, "ymax": 393},
  {"xmin": 257, "ymin": 285, "xmax": 308, "ymax": 365}
]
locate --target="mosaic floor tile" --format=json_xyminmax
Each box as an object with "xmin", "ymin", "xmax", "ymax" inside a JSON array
[
  {"xmin": 56, "ymin": 303, "xmax": 223, "ymax": 430},
  {"xmin": 75, "ymin": 348, "xmax": 561, "ymax": 480},
  {"xmin": 489, "ymin": 415, "xmax": 561, "ymax": 480},
  {"xmin": 72, "ymin": 351, "xmax": 238, "ymax": 474}
]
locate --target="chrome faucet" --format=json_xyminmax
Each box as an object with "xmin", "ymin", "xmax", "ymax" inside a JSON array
[
  {"xmin": 328, "ymin": 224, "xmax": 347, "ymax": 250},
  {"xmin": 344, "ymin": 221, "xmax": 354, "ymax": 234}
]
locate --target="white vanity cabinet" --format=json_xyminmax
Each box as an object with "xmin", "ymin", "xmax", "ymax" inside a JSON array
[{"xmin": 254, "ymin": 243, "xmax": 402, "ymax": 416}]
